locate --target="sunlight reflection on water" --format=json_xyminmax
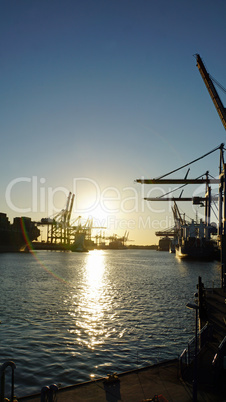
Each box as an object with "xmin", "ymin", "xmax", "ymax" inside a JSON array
[
  {"xmin": 0, "ymin": 250, "xmax": 221, "ymax": 396},
  {"xmin": 68, "ymin": 250, "xmax": 112, "ymax": 350}
]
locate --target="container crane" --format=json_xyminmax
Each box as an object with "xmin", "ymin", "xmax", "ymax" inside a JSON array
[
  {"xmin": 40, "ymin": 192, "xmax": 77, "ymax": 245},
  {"xmin": 195, "ymin": 54, "xmax": 226, "ymax": 130}
]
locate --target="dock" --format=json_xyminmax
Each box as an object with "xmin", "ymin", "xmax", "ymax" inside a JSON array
[
  {"xmin": 15, "ymin": 359, "xmax": 214, "ymax": 402},
  {"xmin": 2, "ymin": 284, "xmax": 226, "ymax": 402},
  {"xmin": 16, "ymin": 354, "xmax": 224, "ymax": 402}
]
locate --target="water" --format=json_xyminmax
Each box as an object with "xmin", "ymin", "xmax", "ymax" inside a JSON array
[{"xmin": 0, "ymin": 249, "xmax": 221, "ymax": 397}]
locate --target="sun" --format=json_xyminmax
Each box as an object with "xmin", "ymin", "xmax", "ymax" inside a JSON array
[{"xmin": 89, "ymin": 205, "xmax": 109, "ymax": 228}]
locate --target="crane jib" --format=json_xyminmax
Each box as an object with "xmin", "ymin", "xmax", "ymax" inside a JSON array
[{"xmin": 195, "ymin": 54, "xmax": 226, "ymax": 131}]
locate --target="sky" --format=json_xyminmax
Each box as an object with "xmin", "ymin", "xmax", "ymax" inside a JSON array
[{"xmin": 1, "ymin": 0, "xmax": 226, "ymax": 245}]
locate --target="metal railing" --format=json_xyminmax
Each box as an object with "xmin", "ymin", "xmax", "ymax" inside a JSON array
[
  {"xmin": 212, "ymin": 335, "xmax": 226, "ymax": 370},
  {"xmin": 179, "ymin": 323, "xmax": 213, "ymax": 376},
  {"xmin": 0, "ymin": 361, "xmax": 16, "ymax": 402}
]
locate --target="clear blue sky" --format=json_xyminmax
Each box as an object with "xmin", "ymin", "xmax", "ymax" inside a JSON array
[{"xmin": 1, "ymin": 0, "xmax": 226, "ymax": 244}]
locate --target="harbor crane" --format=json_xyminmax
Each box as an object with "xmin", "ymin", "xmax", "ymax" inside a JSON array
[
  {"xmin": 195, "ymin": 54, "xmax": 226, "ymax": 130},
  {"xmin": 40, "ymin": 192, "xmax": 82, "ymax": 245},
  {"xmin": 136, "ymin": 144, "xmax": 226, "ymax": 286},
  {"xmin": 39, "ymin": 193, "xmax": 107, "ymax": 249}
]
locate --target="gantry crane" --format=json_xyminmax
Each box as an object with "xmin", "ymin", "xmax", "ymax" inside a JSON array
[
  {"xmin": 46, "ymin": 192, "xmax": 76, "ymax": 244},
  {"xmin": 155, "ymin": 201, "xmax": 184, "ymax": 237},
  {"xmin": 136, "ymin": 144, "xmax": 226, "ymax": 286},
  {"xmin": 38, "ymin": 193, "xmax": 106, "ymax": 250},
  {"xmin": 195, "ymin": 54, "xmax": 226, "ymax": 130},
  {"xmin": 39, "ymin": 192, "xmax": 77, "ymax": 245}
]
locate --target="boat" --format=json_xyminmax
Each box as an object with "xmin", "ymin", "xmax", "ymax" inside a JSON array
[
  {"xmin": 71, "ymin": 233, "xmax": 88, "ymax": 252},
  {"xmin": 108, "ymin": 240, "xmax": 127, "ymax": 249},
  {"xmin": 175, "ymin": 219, "xmax": 219, "ymax": 260},
  {"xmin": 175, "ymin": 238, "xmax": 217, "ymax": 260},
  {"xmin": 158, "ymin": 237, "xmax": 171, "ymax": 251},
  {"xmin": 0, "ymin": 212, "xmax": 40, "ymax": 252},
  {"xmin": 169, "ymin": 240, "xmax": 176, "ymax": 253}
]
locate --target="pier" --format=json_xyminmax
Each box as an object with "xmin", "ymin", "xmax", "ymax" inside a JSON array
[
  {"xmin": 179, "ymin": 282, "xmax": 226, "ymax": 401},
  {"xmin": 15, "ymin": 360, "xmax": 198, "ymax": 401}
]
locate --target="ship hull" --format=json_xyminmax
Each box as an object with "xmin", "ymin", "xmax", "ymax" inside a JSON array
[
  {"xmin": 71, "ymin": 233, "xmax": 88, "ymax": 252},
  {"xmin": 175, "ymin": 240, "xmax": 218, "ymax": 261}
]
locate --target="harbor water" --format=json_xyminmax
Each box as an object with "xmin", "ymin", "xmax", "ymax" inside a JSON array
[{"xmin": 0, "ymin": 249, "xmax": 221, "ymax": 397}]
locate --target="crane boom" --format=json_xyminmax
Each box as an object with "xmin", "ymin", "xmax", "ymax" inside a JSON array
[{"xmin": 195, "ymin": 54, "xmax": 226, "ymax": 130}]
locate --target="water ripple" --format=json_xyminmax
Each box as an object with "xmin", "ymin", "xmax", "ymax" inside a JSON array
[{"xmin": 0, "ymin": 249, "xmax": 221, "ymax": 397}]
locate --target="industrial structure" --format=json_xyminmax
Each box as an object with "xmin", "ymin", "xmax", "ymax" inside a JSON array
[
  {"xmin": 136, "ymin": 145, "xmax": 222, "ymax": 257},
  {"xmin": 136, "ymin": 54, "xmax": 226, "ymax": 286},
  {"xmin": 36, "ymin": 192, "xmax": 129, "ymax": 250},
  {"xmin": 37, "ymin": 192, "xmax": 95, "ymax": 250}
]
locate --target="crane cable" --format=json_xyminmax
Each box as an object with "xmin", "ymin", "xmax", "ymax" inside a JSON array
[
  {"xmin": 210, "ymin": 74, "xmax": 226, "ymax": 95},
  {"xmin": 193, "ymin": 54, "xmax": 226, "ymax": 94},
  {"xmin": 155, "ymin": 143, "xmax": 224, "ymax": 180},
  {"xmin": 158, "ymin": 172, "xmax": 208, "ymax": 198}
]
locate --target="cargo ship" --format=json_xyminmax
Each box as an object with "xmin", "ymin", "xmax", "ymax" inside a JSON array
[
  {"xmin": 71, "ymin": 232, "xmax": 88, "ymax": 252},
  {"xmin": 158, "ymin": 236, "xmax": 171, "ymax": 251},
  {"xmin": 175, "ymin": 219, "xmax": 219, "ymax": 260},
  {"xmin": 0, "ymin": 212, "xmax": 40, "ymax": 252}
]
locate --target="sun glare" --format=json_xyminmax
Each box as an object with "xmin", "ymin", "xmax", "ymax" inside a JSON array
[{"xmin": 90, "ymin": 206, "xmax": 109, "ymax": 228}]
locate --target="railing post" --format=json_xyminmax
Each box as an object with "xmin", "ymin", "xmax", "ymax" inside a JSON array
[
  {"xmin": 41, "ymin": 384, "xmax": 58, "ymax": 402},
  {"xmin": 49, "ymin": 384, "xmax": 58, "ymax": 402},
  {"xmin": 0, "ymin": 361, "xmax": 16, "ymax": 402},
  {"xmin": 41, "ymin": 386, "xmax": 50, "ymax": 402}
]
